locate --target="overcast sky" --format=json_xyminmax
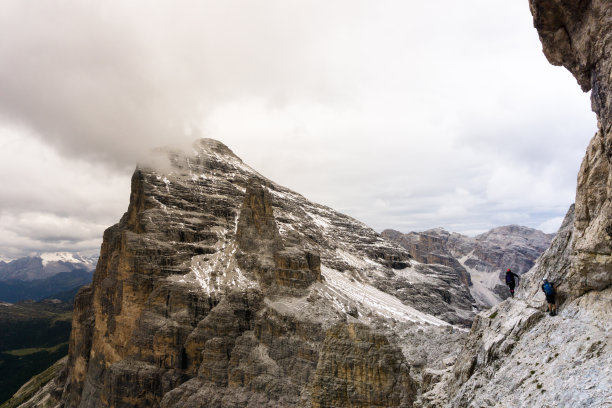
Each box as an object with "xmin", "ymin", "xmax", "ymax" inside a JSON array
[{"xmin": 0, "ymin": 1, "xmax": 596, "ymax": 259}]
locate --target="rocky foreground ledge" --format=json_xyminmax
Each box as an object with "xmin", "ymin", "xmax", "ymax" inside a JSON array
[
  {"xmin": 423, "ymin": 206, "xmax": 611, "ymax": 407},
  {"xmin": 420, "ymin": 1, "xmax": 612, "ymax": 406}
]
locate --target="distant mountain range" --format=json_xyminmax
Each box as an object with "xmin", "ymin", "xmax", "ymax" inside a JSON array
[
  {"xmin": 382, "ymin": 225, "xmax": 554, "ymax": 307},
  {"xmin": 0, "ymin": 252, "xmax": 97, "ymax": 303},
  {"xmin": 0, "ymin": 252, "xmax": 97, "ymax": 281}
]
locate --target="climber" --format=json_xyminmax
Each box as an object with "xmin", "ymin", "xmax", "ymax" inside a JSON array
[
  {"xmin": 542, "ymin": 278, "xmax": 557, "ymax": 316},
  {"xmin": 505, "ymin": 268, "xmax": 520, "ymax": 298}
]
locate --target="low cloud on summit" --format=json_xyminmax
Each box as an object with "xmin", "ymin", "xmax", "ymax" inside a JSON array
[{"xmin": 0, "ymin": 1, "xmax": 596, "ymax": 258}]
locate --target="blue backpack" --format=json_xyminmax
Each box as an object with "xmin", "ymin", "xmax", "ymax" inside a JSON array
[{"xmin": 543, "ymin": 281, "xmax": 554, "ymax": 295}]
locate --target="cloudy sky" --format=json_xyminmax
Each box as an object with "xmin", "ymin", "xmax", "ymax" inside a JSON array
[{"xmin": 0, "ymin": 1, "xmax": 596, "ymax": 259}]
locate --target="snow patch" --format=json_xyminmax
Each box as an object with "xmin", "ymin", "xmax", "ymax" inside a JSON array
[
  {"xmin": 169, "ymin": 243, "xmax": 257, "ymax": 295},
  {"xmin": 39, "ymin": 252, "xmax": 94, "ymax": 267},
  {"xmin": 458, "ymin": 252, "xmax": 503, "ymax": 307},
  {"xmin": 305, "ymin": 210, "xmax": 332, "ymax": 230},
  {"xmin": 334, "ymin": 248, "xmax": 381, "ymax": 271},
  {"xmin": 322, "ymin": 266, "xmax": 449, "ymax": 326},
  {"xmin": 393, "ymin": 265, "xmax": 439, "ymax": 285}
]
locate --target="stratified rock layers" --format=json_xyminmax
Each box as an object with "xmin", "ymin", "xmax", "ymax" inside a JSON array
[
  {"xmin": 310, "ymin": 323, "xmax": 416, "ymax": 408},
  {"xmin": 530, "ymin": 0, "xmax": 612, "ymax": 297},
  {"xmin": 421, "ymin": 2, "xmax": 612, "ymax": 406},
  {"xmin": 56, "ymin": 139, "xmax": 474, "ymax": 408},
  {"xmin": 383, "ymin": 226, "xmax": 554, "ymax": 307}
]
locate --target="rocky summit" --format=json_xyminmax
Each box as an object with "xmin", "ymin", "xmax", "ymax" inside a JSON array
[
  {"xmin": 32, "ymin": 138, "xmax": 473, "ymax": 408},
  {"xmin": 383, "ymin": 226, "xmax": 554, "ymax": 307}
]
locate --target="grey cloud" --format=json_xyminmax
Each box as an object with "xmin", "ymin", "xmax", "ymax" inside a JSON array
[
  {"xmin": 0, "ymin": 1, "xmax": 596, "ymax": 257},
  {"xmin": 0, "ymin": 212, "xmax": 105, "ymax": 258},
  {"xmin": 0, "ymin": 131, "xmax": 130, "ymax": 221},
  {"xmin": 0, "ymin": 131, "xmax": 129, "ymax": 257},
  {"xmin": 0, "ymin": 1, "xmax": 339, "ymax": 166},
  {"xmin": 2, "ymin": 212, "xmax": 105, "ymax": 243}
]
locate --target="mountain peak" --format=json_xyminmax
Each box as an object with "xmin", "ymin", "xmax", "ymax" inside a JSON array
[
  {"xmin": 39, "ymin": 252, "xmax": 95, "ymax": 267},
  {"xmin": 0, "ymin": 252, "xmax": 97, "ymax": 283},
  {"xmin": 49, "ymin": 138, "xmax": 478, "ymax": 407}
]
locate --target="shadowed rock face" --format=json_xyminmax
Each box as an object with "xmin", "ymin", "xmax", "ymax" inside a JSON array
[
  {"xmin": 530, "ymin": 0, "xmax": 612, "ymax": 297},
  {"xmin": 51, "ymin": 139, "xmax": 472, "ymax": 408},
  {"xmin": 236, "ymin": 178, "xmax": 321, "ymax": 295},
  {"xmin": 310, "ymin": 323, "xmax": 416, "ymax": 408}
]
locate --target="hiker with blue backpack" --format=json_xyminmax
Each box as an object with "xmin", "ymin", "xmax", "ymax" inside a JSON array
[
  {"xmin": 505, "ymin": 268, "xmax": 520, "ymax": 298},
  {"xmin": 542, "ymin": 278, "xmax": 557, "ymax": 316}
]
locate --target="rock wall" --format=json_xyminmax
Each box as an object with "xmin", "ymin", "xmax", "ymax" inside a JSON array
[
  {"xmin": 420, "ymin": 1, "xmax": 612, "ymax": 405},
  {"xmin": 383, "ymin": 229, "xmax": 472, "ymax": 288},
  {"xmin": 530, "ymin": 0, "xmax": 612, "ymax": 297},
  {"xmin": 309, "ymin": 323, "xmax": 416, "ymax": 408}
]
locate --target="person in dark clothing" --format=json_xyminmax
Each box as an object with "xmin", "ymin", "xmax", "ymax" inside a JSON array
[
  {"xmin": 542, "ymin": 278, "xmax": 557, "ymax": 316},
  {"xmin": 505, "ymin": 268, "xmax": 520, "ymax": 298}
]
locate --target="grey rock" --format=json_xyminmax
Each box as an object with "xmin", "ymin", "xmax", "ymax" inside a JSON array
[{"xmin": 48, "ymin": 139, "xmax": 464, "ymax": 408}]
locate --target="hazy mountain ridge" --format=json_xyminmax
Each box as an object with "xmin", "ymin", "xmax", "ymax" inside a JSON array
[
  {"xmin": 0, "ymin": 270, "xmax": 94, "ymax": 304},
  {"xmin": 0, "ymin": 253, "xmax": 97, "ymax": 282}
]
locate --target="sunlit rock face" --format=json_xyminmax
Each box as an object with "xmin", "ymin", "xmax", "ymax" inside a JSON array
[
  {"xmin": 56, "ymin": 139, "xmax": 473, "ymax": 408},
  {"xmin": 423, "ymin": 206, "xmax": 611, "ymax": 408},
  {"xmin": 530, "ymin": 0, "xmax": 612, "ymax": 297}
]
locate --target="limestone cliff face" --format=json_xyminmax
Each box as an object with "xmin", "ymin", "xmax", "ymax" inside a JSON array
[
  {"xmin": 530, "ymin": 0, "xmax": 612, "ymax": 297},
  {"xmin": 309, "ymin": 323, "xmax": 416, "ymax": 408},
  {"xmin": 236, "ymin": 178, "xmax": 321, "ymax": 295},
  {"xmin": 423, "ymin": 206, "xmax": 611, "ymax": 407},
  {"xmin": 50, "ymin": 139, "xmax": 471, "ymax": 408},
  {"xmin": 419, "ymin": 1, "xmax": 612, "ymax": 405}
]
